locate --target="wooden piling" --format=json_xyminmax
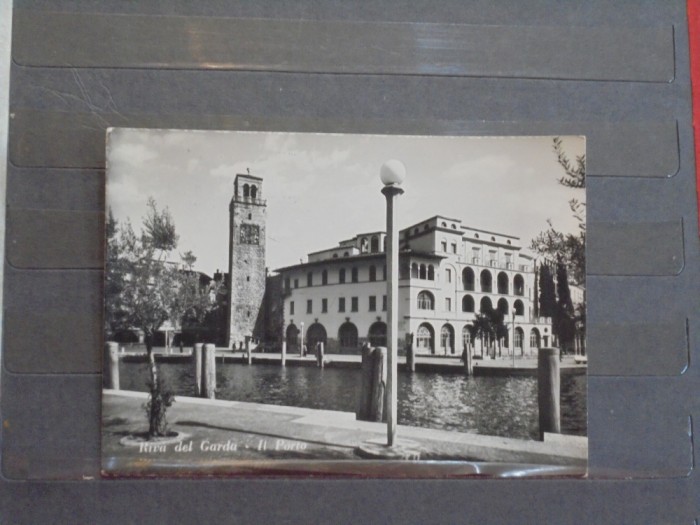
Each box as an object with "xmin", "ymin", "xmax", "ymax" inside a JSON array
[
  {"xmin": 103, "ymin": 342, "xmax": 120, "ymax": 390},
  {"xmin": 463, "ymin": 346, "xmax": 473, "ymax": 376},
  {"xmin": 356, "ymin": 345, "xmax": 387, "ymax": 422},
  {"xmin": 245, "ymin": 336, "xmax": 252, "ymax": 365},
  {"xmin": 281, "ymin": 341, "xmax": 286, "ymax": 367},
  {"xmin": 406, "ymin": 342, "xmax": 415, "ymax": 373},
  {"xmin": 537, "ymin": 346, "xmax": 561, "ymax": 439},
  {"xmin": 316, "ymin": 342, "xmax": 325, "ymax": 368},
  {"xmin": 192, "ymin": 343, "xmax": 203, "ymax": 397},
  {"xmin": 202, "ymin": 343, "xmax": 216, "ymax": 399}
]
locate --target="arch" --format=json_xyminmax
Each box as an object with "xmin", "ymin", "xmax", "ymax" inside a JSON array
[
  {"xmin": 427, "ymin": 264, "xmax": 435, "ymax": 280},
  {"xmin": 418, "ymin": 291, "xmax": 435, "ymax": 310},
  {"xmin": 497, "ymin": 298, "xmax": 509, "ymax": 315},
  {"xmin": 343, "ymin": 251, "xmax": 349, "ymax": 257},
  {"xmin": 529, "ymin": 328, "xmax": 541, "ymax": 349},
  {"xmin": 462, "ymin": 295, "xmax": 475, "ymax": 312},
  {"xmin": 351, "ymin": 267, "xmax": 358, "ymax": 282},
  {"xmin": 321, "ymin": 269, "xmax": 328, "ymax": 285},
  {"xmin": 332, "ymin": 253, "xmax": 338, "ymax": 258},
  {"xmin": 497, "ymin": 272, "xmax": 509, "ymax": 294},
  {"xmin": 382, "ymin": 264, "xmax": 387, "ymax": 280},
  {"xmin": 369, "ymin": 265, "xmax": 377, "ymax": 282},
  {"xmin": 243, "ymin": 183, "xmax": 250, "ymax": 198},
  {"xmin": 339, "ymin": 268, "xmax": 346, "ymax": 283},
  {"xmin": 411, "ymin": 263, "xmax": 419, "ymax": 278},
  {"xmin": 419, "ymin": 264, "xmax": 427, "ymax": 280},
  {"xmin": 400, "ymin": 262, "xmax": 410, "ymax": 280},
  {"xmin": 514, "ymin": 299, "xmax": 524, "ymax": 316},
  {"xmin": 370, "ymin": 235, "xmax": 380, "ymax": 253},
  {"xmin": 514, "ymin": 327, "xmax": 524, "ymax": 349},
  {"xmin": 440, "ymin": 323, "xmax": 455, "ymax": 354},
  {"xmin": 306, "ymin": 322, "xmax": 327, "ymax": 348},
  {"xmin": 441, "ymin": 221, "xmax": 447, "ymax": 227},
  {"xmin": 480, "ymin": 270, "xmax": 493, "ymax": 293},
  {"xmin": 285, "ymin": 323, "xmax": 300, "ymax": 351},
  {"xmin": 338, "ymin": 322, "xmax": 359, "ymax": 349},
  {"xmin": 462, "ymin": 267, "xmax": 475, "ymax": 291},
  {"xmin": 462, "ymin": 325, "xmax": 473, "ymax": 349},
  {"xmin": 361, "ymin": 237, "xmax": 369, "ymax": 253},
  {"xmin": 416, "ymin": 323, "xmax": 435, "ymax": 354},
  {"xmin": 514, "ymin": 274, "xmax": 525, "ymax": 296},
  {"xmin": 480, "ymin": 296, "xmax": 493, "ymax": 313},
  {"xmin": 368, "ymin": 321, "xmax": 387, "ymax": 347},
  {"xmin": 414, "ymin": 227, "xmax": 419, "ymax": 235},
  {"xmin": 250, "ymin": 185, "xmax": 258, "ymax": 199}
]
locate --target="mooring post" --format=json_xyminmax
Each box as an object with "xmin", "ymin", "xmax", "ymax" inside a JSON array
[
  {"xmin": 538, "ymin": 346, "xmax": 561, "ymax": 439},
  {"xmin": 463, "ymin": 345, "xmax": 473, "ymax": 376},
  {"xmin": 406, "ymin": 333, "xmax": 415, "ymax": 373},
  {"xmin": 245, "ymin": 336, "xmax": 252, "ymax": 365},
  {"xmin": 369, "ymin": 347, "xmax": 387, "ymax": 422},
  {"xmin": 104, "ymin": 342, "xmax": 120, "ymax": 390},
  {"xmin": 316, "ymin": 342, "xmax": 325, "ymax": 368},
  {"xmin": 281, "ymin": 340, "xmax": 287, "ymax": 367},
  {"xmin": 202, "ymin": 343, "xmax": 216, "ymax": 399},
  {"xmin": 357, "ymin": 343, "xmax": 373, "ymax": 420},
  {"xmin": 192, "ymin": 343, "xmax": 203, "ymax": 396}
]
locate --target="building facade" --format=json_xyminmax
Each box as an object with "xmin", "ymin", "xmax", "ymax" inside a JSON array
[{"xmin": 275, "ymin": 215, "xmax": 553, "ymax": 356}]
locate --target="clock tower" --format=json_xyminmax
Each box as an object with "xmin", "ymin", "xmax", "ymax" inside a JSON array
[{"xmin": 226, "ymin": 172, "xmax": 267, "ymax": 348}]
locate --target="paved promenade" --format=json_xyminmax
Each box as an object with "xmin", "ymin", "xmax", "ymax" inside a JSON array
[{"xmin": 102, "ymin": 390, "xmax": 587, "ymax": 477}]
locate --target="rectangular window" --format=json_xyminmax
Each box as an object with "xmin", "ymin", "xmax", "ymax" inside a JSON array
[
  {"xmin": 339, "ymin": 297, "xmax": 346, "ymax": 313},
  {"xmin": 351, "ymin": 297, "xmax": 358, "ymax": 312},
  {"xmin": 441, "ymin": 241, "xmax": 447, "ymax": 251},
  {"xmin": 452, "ymin": 243, "xmax": 457, "ymax": 253},
  {"xmin": 322, "ymin": 298, "xmax": 328, "ymax": 313},
  {"xmin": 369, "ymin": 296, "xmax": 376, "ymax": 312},
  {"xmin": 351, "ymin": 267, "xmax": 358, "ymax": 283},
  {"xmin": 446, "ymin": 269, "xmax": 452, "ymax": 283},
  {"xmin": 307, "ymin": 272, "xmax": 313, "ymax": 287},
  {"xmin": 306, "ymin": 299, "xmax": 312, "ymax": 314},
  {"xmin": 322, "ymin": 270, "xmax": 328, "ymax": 285},
  {"xmin": 294, "ymin": 278, "xmax": 299, "ymax": 288},
  {"xmin": 339, "ymin": 269, "xmax": 346, "ymax": 284},
  {"xmin": 289, "ymin": 301, "xmax": 295, "ymax": 315},
  {"xmin": 445, "ymin": 298, "xmax": 452, "ymax": 311},
  {"xmin": 382, "ymin": 295, "xmax": 387, "ymax": 311},
  {"xmin": 284, "ymin": 277, "xmax": 291, "ymax": 291}
]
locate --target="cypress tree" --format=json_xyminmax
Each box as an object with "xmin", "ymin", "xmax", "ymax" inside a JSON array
[{"xmin": 538, "ymin": 263, "xmax": 556, "ymax": 318}]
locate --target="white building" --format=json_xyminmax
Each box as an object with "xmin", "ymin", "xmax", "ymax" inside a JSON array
[{"xmin": 275, "ymin": 215, "xmax": 553, "ymax": 356}]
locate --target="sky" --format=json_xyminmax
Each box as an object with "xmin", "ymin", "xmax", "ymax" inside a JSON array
[{"xmin": 107, "ymin": 129, "xmax": 585, "ymax": 275}]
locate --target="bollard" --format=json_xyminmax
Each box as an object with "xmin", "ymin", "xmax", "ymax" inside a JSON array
[
  {"xmin": 104, "ymin": 342, "xmax": 120, "ymax": 390},
  {"xmin": 281, "ymin": 340, "xmax": 287, "ymax": 367},
  {"xmin": 202, "ymin": 343, "xmax": 216, "ymax": 399},
  {"xmin": 192, "ymin": 343, "xmax": 203, "ymax": 397},
  {"xmin": 463, "ymin": 346, "xmax": 473, "ymax": 376},
  {"xmin": 245, "ymin": 336, "xmax": 252, "ymax": 365},
  {"xmin": 537, "ymin": 347, "xmax": 561, "ymax": 439},
  {"xmin": 316, "ymin": 342, "xmax": 325, "ymax": 368}
]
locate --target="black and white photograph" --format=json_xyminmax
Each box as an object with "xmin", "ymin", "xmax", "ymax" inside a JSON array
[{"xmin": 102, "ymin": 129, "xmax": 587, "ymax": 476}]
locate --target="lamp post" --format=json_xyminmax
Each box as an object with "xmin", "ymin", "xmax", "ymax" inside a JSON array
[
  {"xmin": 511, "ymin": 312, "xmax": 516, "ymax": 368},
  {"xmin": 299, "ymin": 321, "xmax": 305, "ymax": 357},
  {"xmin": 380, "ymin": 159, "xmax": 405, "ymax": 447}
]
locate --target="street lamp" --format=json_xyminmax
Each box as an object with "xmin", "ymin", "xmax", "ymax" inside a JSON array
[{"xmin": 380, "ymin": 159, "xmax": 405, "ymax": 447}]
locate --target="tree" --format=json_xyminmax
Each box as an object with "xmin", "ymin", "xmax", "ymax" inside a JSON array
[
  {"xmin": 472, "ymin": 312, "xmax": 493, "ymax": 358},
  {"xmin": 487, "ymin": 308, "xmax": 508, "ymax": 358},
  {"xmin": 554, "ymin": 263, "xmax": 576, "ymax": 354},
  {"xmin": 106, "ymin": 198, "xmax": 215, "ymax": 437},
  {"xmin": 538, "ymin": 263, "xmax": 557, "ymax": 319},
  {"xmin": 530, "ymin": 137, "xmax": 586, "ymax": 287}
]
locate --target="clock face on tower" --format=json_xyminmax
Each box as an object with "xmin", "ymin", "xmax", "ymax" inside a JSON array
[{"xmin": 240, "ymin": 223, "xmax": 260, "ymax": 245}]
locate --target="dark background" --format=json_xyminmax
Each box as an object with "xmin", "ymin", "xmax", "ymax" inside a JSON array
[{"xmin": 2, "ymin": 1, "xmax": 699, "ymax": 523}]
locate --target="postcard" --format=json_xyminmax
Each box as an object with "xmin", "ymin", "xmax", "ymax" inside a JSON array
[{"xmin": 102, "ymin": 129, "xmax": 586, "ymax": 477}]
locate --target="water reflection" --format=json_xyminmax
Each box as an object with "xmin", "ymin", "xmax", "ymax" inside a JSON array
[{"xmin": 120, "ymin": 362, "xmax": 586, "ymax": 440}]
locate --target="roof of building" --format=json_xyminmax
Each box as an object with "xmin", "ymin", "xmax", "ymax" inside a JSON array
[{"xmin": 273, "ymin": 249, "xmax": 445, "ymax": 273}]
